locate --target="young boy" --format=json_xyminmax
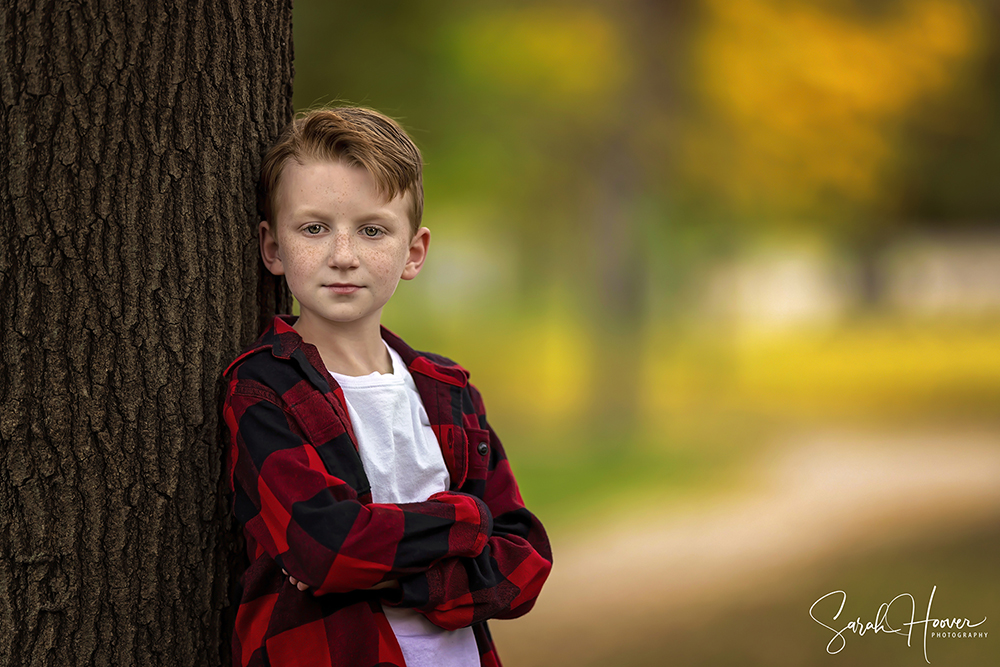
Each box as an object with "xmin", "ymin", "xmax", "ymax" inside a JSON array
[{"xmin": 222, "ymin": 107, "xmax": 552, "ymax": 667}]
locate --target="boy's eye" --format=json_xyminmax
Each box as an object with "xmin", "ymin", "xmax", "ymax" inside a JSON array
[
  {"xmin": 305, "ymin": 224, "xmax": 323, "ymax": 235},
  {"xmin": 362, "ymin": 226, "xmax": 382, "ymax": 238}
]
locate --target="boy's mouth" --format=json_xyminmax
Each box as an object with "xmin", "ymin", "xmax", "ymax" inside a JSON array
[{"xmin": 326, "ymin": 283, "xmax": 361, "ymax": 294}]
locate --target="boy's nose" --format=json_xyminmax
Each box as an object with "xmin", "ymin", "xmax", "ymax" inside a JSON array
[{"xmin": 328, "ymin": 231, "xmax": 360, "ymax": 269}]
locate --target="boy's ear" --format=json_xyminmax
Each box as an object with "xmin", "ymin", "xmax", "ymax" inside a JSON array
[
  {"xmin": 259, "ymin": 220, "xmax": 284, "ymax": 275},
  {"xmin": 401, "ymin": 227, "xmax": 430, "ymax": 281}
]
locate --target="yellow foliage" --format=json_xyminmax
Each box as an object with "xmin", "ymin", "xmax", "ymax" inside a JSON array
[
  {"xmin": 642, "ymin": 321, "xmax": 1000, "ymax": 421},
  {"xmin": 685, "ymin": 0, "xmax": 982, "ymax": 215},
  {"xmin": 468, "ymin": 311, "xmax": 593, "ymax": 422}
]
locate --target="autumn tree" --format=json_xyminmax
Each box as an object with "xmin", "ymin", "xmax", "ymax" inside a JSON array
[{"xmin": 0, "ymin": 1, "xmax": 293, "ymax": 665}]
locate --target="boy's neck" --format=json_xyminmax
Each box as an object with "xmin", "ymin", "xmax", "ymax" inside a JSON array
[{"xmin": 291, "ymin": 314, "xmax": 392, "ymax": 377}]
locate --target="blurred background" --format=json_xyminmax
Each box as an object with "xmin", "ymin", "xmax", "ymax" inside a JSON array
[{"xmin": 292, "ymin": 1, "xmax": 999, "ymax": 664}]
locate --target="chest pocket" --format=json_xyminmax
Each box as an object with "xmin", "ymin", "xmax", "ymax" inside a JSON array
[{"xmin": 464, "ymin": 427, "xmax": 491, "ymax": 482}]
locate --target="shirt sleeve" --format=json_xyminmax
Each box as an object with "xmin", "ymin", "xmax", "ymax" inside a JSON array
[
  {"xmin": 387, "ymin": 384, "xmax": 553, "ymax": 630},
  {"xmin": 224, "ymin": 384, "xmax": 493, "ymax": 597}
]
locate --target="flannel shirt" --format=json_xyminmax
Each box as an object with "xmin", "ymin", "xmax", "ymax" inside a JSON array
[{"xmin": 222, "ymin": 315, "xmax": 552, "ymax": 667}]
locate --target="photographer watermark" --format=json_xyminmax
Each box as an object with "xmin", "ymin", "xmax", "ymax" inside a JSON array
[{"xmin": 809, "ymin": 585, "xmax": 987, "ymax": 663}]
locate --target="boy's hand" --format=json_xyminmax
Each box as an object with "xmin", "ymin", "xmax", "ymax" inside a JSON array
[
  {"xmin": 282, "ymin": 569, "xmax": 309, "ymax": 592},
  {"xmin": 282, "ymin": 569, "xmax": 399, "ymax": 592},
  {"xmin": 366, "ymin": 579, "xmax": 400, "ymax": 591}
]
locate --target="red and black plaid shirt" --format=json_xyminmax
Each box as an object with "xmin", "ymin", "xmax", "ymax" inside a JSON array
[{"xmin": 222, "ymin": 316, "xmax": 552, "ymax": 667}]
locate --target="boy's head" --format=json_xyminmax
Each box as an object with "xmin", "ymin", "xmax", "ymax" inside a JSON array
[
  {"xmin": 257, "ymin": 107, "xmax": 431, "ymax": 336},
  {"xmin": 259, "ymin": 107, "xmax": 424, "ymax": 234}
]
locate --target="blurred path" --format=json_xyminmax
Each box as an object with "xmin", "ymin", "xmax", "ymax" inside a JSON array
[{"xmin": 492, "ymin": 427, "xmax": 1000, "ymax": 667}]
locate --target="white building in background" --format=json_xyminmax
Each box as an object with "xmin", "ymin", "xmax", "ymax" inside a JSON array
[
  {"xmin": 703, "ymin": 243, "xmax": 857, "ymax": 330},
  {"xmin": 882, "ymin": 233, "xmax": 1000, "ymax": 316},
  {"xmin": 702, "ymin": 231, "xmax": 1000, "ymax": 329}
]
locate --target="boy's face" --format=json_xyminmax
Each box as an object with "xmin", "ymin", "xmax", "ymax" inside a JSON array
[{"xmin": 259, "ymin": 159, "xmax": 429, "ymax": 335}]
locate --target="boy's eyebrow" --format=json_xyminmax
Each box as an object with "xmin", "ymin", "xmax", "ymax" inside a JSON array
[
  {"xmin": 289, "ymin": 207, "xmax": 401, "ymax": 224},
  {"xmin": 290, "ymin": 207, "xmax": 330, "ymax": 220},
  {"xmin": 354, "ymin": 210, "xmax": 400, "ymax": 224}
]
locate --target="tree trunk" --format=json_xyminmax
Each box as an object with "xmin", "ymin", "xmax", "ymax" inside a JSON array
[
  {"xmin": 0, "ymin": 2, "xmax": 293, "ymax": 665},
  {"xmin": 585, "ymin": 0, "xmax": 692, "ymax": 436}
]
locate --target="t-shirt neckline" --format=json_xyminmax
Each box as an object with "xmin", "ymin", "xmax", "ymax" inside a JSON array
[{"xmin": 329, "ymin": 341, "xmax": 406, "ymax": 388}]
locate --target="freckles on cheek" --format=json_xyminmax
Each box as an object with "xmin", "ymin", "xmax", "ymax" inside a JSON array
[
  {"xmin": 363, "ymin": 247, "xmax": 396, "ymax": 271},
  {"xmin": 287, "ymin": 242, "xmax": 324, "ymax": 262},
  {"xmin": 281, "ymin": 243, "xmax": 326, "ymax": 281}
]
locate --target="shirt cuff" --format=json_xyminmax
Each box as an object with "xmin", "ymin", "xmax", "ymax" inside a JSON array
[
  {"xmin": 426, "ymin": 490, "xmax": 494, "ymax": 557},
  {"xmin": 471, "ymin": 494, "xmax": 494, "ymax": 552}
]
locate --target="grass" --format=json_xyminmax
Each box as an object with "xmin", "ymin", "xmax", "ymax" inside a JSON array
[{"xmin": 498, "ymin": 419, "xmax": 761, "ymax": 534}]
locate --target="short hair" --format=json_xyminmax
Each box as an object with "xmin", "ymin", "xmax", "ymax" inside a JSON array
[{"xmin": 259, "ymin": 107, "xmax": 424, "ymax": 233}]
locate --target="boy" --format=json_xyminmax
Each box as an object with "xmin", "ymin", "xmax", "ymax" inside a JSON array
[{"xmin": 222, "ymin": 107, "xmax": 552, "ymax": 667}]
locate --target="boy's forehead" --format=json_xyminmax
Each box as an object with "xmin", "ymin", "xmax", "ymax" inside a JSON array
[{"xmin": 273, "ymin": 159, "xmax": 412, "ymax": 223}]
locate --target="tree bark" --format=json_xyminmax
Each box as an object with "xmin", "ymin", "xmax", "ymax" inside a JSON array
[{"xmin": 0, "ymin": 1, "xmax": 293, "ymax": 665}]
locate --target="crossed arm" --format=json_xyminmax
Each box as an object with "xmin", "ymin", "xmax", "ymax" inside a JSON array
[
  {"xmin": 282, "ymin": 569, "xmax": 397, "ymax": 591},
  {"xmin": 225, "ymin": 384, "xmax": 551, "ymax": 626}
]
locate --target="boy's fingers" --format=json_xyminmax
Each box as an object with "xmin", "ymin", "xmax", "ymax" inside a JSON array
[
  {"xmin": 367, "ymin": 580, "xmax": 399, "ymax": 590},
  {"xmin": 279, "ymin": 567, "xmax": 308, "ymax": 590}
]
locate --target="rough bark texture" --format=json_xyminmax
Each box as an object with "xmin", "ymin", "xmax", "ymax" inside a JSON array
[{"xmin": 0, "ymin": 1, "xmax": 293, "ymax": 665}]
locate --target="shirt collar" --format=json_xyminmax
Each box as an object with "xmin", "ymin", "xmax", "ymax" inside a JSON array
[{"xmin": 225, "ymin": 315, "xmax": 470, "ymax": 388}]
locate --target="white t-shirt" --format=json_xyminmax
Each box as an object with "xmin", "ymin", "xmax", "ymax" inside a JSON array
[{"xmin": 330, "ymin": 343, "xmax": 480, "ymax": 667}]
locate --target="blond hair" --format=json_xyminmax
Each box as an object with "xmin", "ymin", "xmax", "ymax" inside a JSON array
[{"xmin": 259, "ymin": 107, "xmax": 424, "ymax": 232}]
